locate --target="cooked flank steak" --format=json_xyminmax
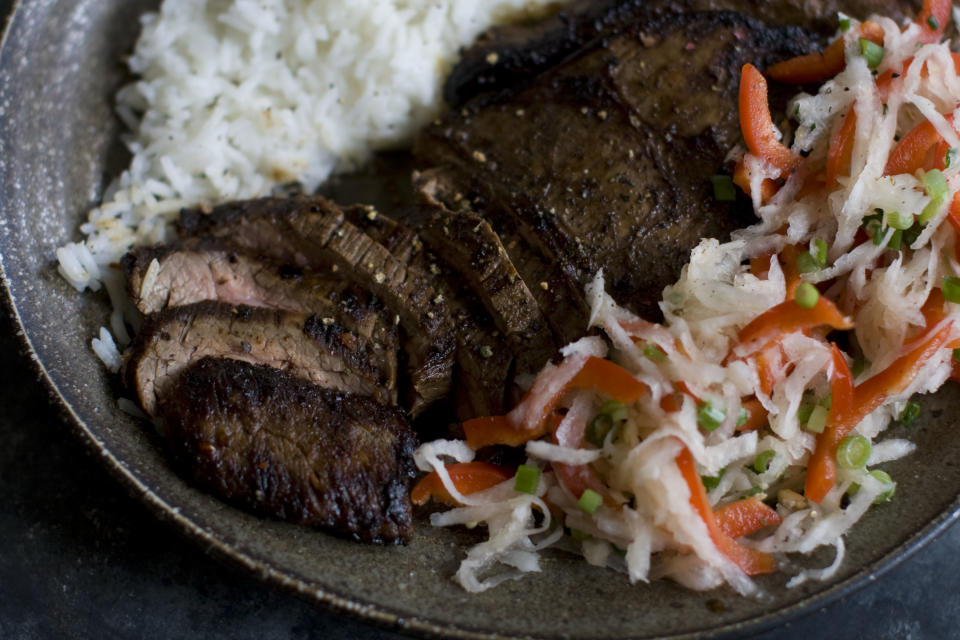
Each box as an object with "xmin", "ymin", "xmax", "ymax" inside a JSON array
[
  {"xmin": 159, "ymin": 357, "xmax": 416, "ymax": 544},
  {"xmin": 119, "ymin": 0, "xmax": 907, "ymax": 543}
]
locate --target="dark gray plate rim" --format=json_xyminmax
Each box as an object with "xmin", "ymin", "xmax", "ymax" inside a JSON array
[{"xmin": 2, "ymin": 1, "xmax": 959, "ymax": 638}]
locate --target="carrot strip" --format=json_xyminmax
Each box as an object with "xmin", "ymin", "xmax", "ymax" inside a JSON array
[
  {"xmin": 766, "ymin": 21, "xmax": 884, "ymax": 84},
  {"xmin": 736, "ymin": 398, "xmax": 769, "ymax": 432},
  {"xmin": 884, "ymin": 114, "xmax": 954, "ymax": 176},
  {"xmin": 806, "ymin": 321, "xmax": 954, "ymax": 502},
  {"xmin": 733, "ymin": 156, "xmax": 779, "ymax": 203},
  {"xmin": 737, "ymin": 295, "xmax": 853, "ymax": 351},
  {"xmin": 715, "ymin": 498, "xmax": 782, "ymax": 539},
  {"xmin": 804, "ymin": 344, "xmax": 854, "ymax": 503},
  {"xmin": 826, "ymin": 108, "xmax": 857, "ymax": 188},
  {"xmin": 463, "ymin": 415, "xmax": 549, "ymax": 450},
  {"xmin": 463, "ymin": 356, "xmax": 646, "ymax": 449},
  {"xmin": 917, "ymin": 0, "xmax": 951, "ymax": 44},
  {"xmin": 739, "ymin": 64, "xmax": 799, "ymax": 175},
  {"xmin": 569, "ymin": 356, "xmax": 648, "ymax": 405},
  {"xmin": 676, "ymin": 447, "xmax": 777, "ymax": 575},
  {"xmin": 410, "ymin": 462, "xmax": 514, "ymax": 506},
  {"xmin": 779, "ymin": 244, "xmax": 803, "ymax": 298}
]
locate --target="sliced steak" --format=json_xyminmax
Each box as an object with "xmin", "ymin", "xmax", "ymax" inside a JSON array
[
  {"xmin": 415, "ymin": 10, "xmax": 818, "ymax": 322},
  {"xmin": 125, "ymin": 301, "xmax": 397, "ymax": 415},
  {"xmin": 158, "ymin": 357, "xmax": 416, "ymax": 544},
  {"xmin": 178, "ymin": 195, "xmax": 454, "ymax": 415},
  {"xmin": 444, "ymin": 0, "xmax": 913, "ymax": 106},
  {"xmin": 122, "ymin": 242, "xmax": 398, "ymax": 351}
]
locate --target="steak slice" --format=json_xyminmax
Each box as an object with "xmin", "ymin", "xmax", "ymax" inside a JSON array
[
  {"xmin": 178, "ymin": 195, "xmax": 454, "ymax": 415},
  {"xmin": 416, "ymin": 10, "xmax": 818, "ymax": 322},
  {"xmin": 444, "ymin": 0, "xmax": 912, "ymax": 106},
  {"xmin": 122, "ymin": 242, "xmax": 398, "ymax": 351},
  {"xmin": 126, "ymin": 301, "xmax": 397, "ymax": 415},
  {"xmin": 158, "ymin": 357, "xmax": 416, "ymax": 544},
  {"xmin": 409, "ymin": 176, "xmax": 559, "ymax": 379}
]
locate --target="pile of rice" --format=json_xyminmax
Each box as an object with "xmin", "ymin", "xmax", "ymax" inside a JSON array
[{"xmin": 58, "ymin": 0, "xmax": 559, "ymax": 366}]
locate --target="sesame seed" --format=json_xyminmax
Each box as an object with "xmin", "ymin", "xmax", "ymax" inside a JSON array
[
  {"xmin": 472, "ymin": 150, "xmax": 487, "ymax": 163},
  {"xmin": 485, "ymin": 52, "xmax": 499, "ymax": 65},
  {"xmin": 540, "ymin": 281, "xmax": 549, "ymax": 290},
  {"xmin": 480, "ymin": 345, "xmax": 494, "ymax": 358},
  {"xmin": 374, "ymin": 272, "xmax": 386, "ymax": 284}
]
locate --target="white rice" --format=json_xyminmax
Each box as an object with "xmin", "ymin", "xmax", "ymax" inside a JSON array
[{"xmin": 57, "ymin": 0, "xmax": 561, "ymax": 296}]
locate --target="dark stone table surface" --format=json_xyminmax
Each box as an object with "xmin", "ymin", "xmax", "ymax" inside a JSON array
[{"xmin": 2, "ymin": 296, "xmax": 959, "ymax": 640}]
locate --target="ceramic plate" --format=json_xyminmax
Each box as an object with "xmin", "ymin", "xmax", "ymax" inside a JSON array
[{"xmin": 3, "ymin": 1, "xmax": 960, "ymax": 638}]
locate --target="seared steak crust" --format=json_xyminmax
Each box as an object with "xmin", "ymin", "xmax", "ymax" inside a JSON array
[
  {"xmin": 126, "ymin": 301, "xmax": 398, "ymax": 415},
  {"xmin": 158, "ymin": 357, "xmax": 416, "ymax": 544},
  {"xmin": 179, "ymin": 195, "xmax": 453, "ymax": 415},
  {"xmin": 416, "ymin": 10, "xmax": 818, "ymax": 321},
  {"xmin": 444, "ymin": 0, "xmax": 913, "ymax": 106}
]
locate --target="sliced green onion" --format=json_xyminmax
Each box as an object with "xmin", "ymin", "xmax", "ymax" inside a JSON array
[
  {"xmin": 859, "ymin": 38, "xmax": 885, "ymax": 69},
  {"xmin": 885, "ymin": 210, "xmax": 913, "ymax": 230},
  {"xmin": 943, "ymin": 276, "xmax": 960, "ymax": 303},
  {"xmin": 701, "ymin": 468, "xmax": 726, "ymax": 490},
  {"xmin": 813, "ymin": 238, "xmax": 829, "ymax": 267},
  {"xmin": 928, "ymin": 15, "xmax": 940, "ymax": 30},
  {"xmin": 953, "ymin": 347, "xmax": 960, "ymax": 363},
  {"xmin": 578, "ymin": 489, "xmax": 603, "ymax": 514},
  {"xmin": 736, "ymin": 406, "xmax": 749, "ymax": 428},
  {"xmin": 513, "ymin": 464, "xmax": 541, "ymax": 495},
  {"xmin": 806, "ymin": 404, "xmax": 829, "ymax": 434},
  {"xmin": 697, "ymin": 402, "xmax": 726, "ymax": 432},
  {"xmin": 886, "ymin": 229, "xmax": 903, "ymax": 251},
  {"xmin": 797, "ymin": 403, "xmax": 815, "ymax": 425},
  {"xmin": 742, "ymin": 486, "xmax": 763, "ymax": 498},
  {"xmin": 897, "ymin": 400, "xmax": 921, "ymax": 425},
  {"xmin": 946, "ymin": 148, "xmax": 957, "ymax": 169},
  {"xmin": 600, "ymin": 399, "xmax": 629, "ymax": 423},
  {"xmin": 711, "ymin": 175, "xmax": 737, "ymax": 202},
  {"xmin": 919, "ymin": 169, "xmax": 949, "ymax": 224},
  {"xmin": 643, "ymin": 342, "xmax": 667, "ymax": 362},
  {"xmin": 586, "ymin": 414, "xmax": 614, "ymax": 448},
  {"xmin": 796, "ymin": 251, "xmax": 819, "ymax": 274},
  {"xmin": 871, "ymin": 222, "xmax": 886, "ymax": 245},
  {"xmin": 837, "ymin": 434, "xmax": 872, "ymax": 470},
  {"xmin": 752, "ymin": 450, "xmax": 776, "ymax": 474},
  {"xmin": 839, "ymin": 17, "xmax": 851, "ymax": 32},
  {"xmin": 870, "ymin": 469, "xmax": 896, "ymax": 503},
  {"xmin": 795, "ymin": 282, "xmax": 820, "ymax": 309},
  {"xmin": 924, "ymin": 167, "xmax": 948, "ymax": 195},
  {"xmin": 822, "ymin": 391, "xmax": 832, "ymax": 410}
]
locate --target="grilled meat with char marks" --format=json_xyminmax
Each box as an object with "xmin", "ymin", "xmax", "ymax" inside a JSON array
[
  {"xmin": 178, "ymin": 195, "xmax": 454, "ymax": 416},
  {"xmin": 123, "ymin": 241, "xmax": 398, "ymax": 352},
  {"xmin": 158, "ymin": 357, "xmax": 416, "ymax": 544},
  {"xmin": 444, "ymin": 0, "xmax": 914, "ymax": 106},
  {"xmin": 125, "ymin": 301, "xmax": 398, "ymax": 415},
  {"xmin": 416, "ymin": 9, "xmax": 820, "ymax": 323}
]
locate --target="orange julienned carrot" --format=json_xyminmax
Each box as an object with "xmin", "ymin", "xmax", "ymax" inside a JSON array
[
  {"xmin": 737, "ymin": 295, "xmax": 853, "ymax": 352},
  {"xmin": 676, "ymin": 447, "xmax": 777, "ymax": 575},
  {"xmin": 766, "ymin": 20, "xmax": 884, "ymax": 84},
  {"xmin": 410, "ymin": 462, "xmax": 514, "ymax": 506},
  {"xmin": 739, "ymin": 64, "xmax": 799, "ymax": 175},
  {"xmin": 714, "ymin": 497, "xmax": 782, "ymax": 539}
]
